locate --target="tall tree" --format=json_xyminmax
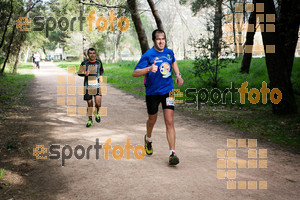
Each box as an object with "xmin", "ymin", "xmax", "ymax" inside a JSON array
[
  {"xmin": 240, "ymin": 0, "xmax": 257, "ymax": 73},
  {"xmin": 13, "ymin": 0, "xmax": 31, "ymax": 73},
  {"xmin": 12, "ymin": 33, "xmax": 25, "ymax": 73},
  {"xmin": 79, "ymin": 0, "xmax": 150, "ymax": 55},
  {"xmin": 0, "ymin": 0, "xmax": 41, "ymax": 74},
  {"xmin": 0, "ymin": 0, "xmax": 13, "ymax": 49},
  {"xmin": 1, "ymin": 25, "xmax": 16, "ymax": 73},
  {"xmin": 258, "ymin": 0, "xmax": 299, "ymax": 114},
  {"xmin": 147, "ymin": 0, "xmax": 164, "ymax": 31},
  {"xmin": 147, "ymin": 0, "xmax": 167, "ymax": 47},
  {"xmin": 212, "ymin": 0, "xmax": 223, "ymax": 59},
  {"xmin": 127, "ymin": 0, "xmax": 149, "ymax": 54},
  {"xmin": 190, "ymin": 0, "xmax": 223, "ymax": 59},
  {"xmin": 228, "ymin": 0, "xmax": 237, "ymax": 58}
]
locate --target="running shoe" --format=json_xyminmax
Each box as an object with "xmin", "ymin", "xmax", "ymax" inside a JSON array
[
  {"xmin": 95, "ymin": 114, "xmax": 101, "ymax": 123},
  {"xmin": 86, "ymin": 119, "xmax": 93, "ymax": 127},
  {"xmin": 144, "ymin": 135, "xmax": 153, "ymax": 155},
  {"xmin": 169, "ymin": 152, "xmax": 179, "ymax": 165}
]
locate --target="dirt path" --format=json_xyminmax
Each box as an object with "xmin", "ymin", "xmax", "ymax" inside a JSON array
[{"xmin": 1, "ymin": 62, "xmax": 299, "ymax": 200}]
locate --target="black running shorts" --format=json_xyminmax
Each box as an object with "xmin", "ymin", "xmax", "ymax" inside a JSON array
[
  {"xmin": 84, "ymin": 87, "xmax": 102, "ymax": 100},
  {"xmin": 146, "ymin": 93, "xmax": 174, "ymax": 115}
]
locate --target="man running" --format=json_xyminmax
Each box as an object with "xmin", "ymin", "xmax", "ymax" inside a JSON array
[
  {"xmin": 132, "ymin": 29, "xmax": 184, "ymax": 165},
  {"xmin": 78, "ymin": 48, "xmax": 104, "ymax": 127},
  {"xmin": 34, "ymin": 52, "xmax": 40, "ymax": 69},
  {"xmin": 32, "ymin": 54, "xmax": 36, "ymax": 68}
]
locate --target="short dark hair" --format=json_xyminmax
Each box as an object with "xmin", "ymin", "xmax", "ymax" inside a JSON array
[
  {"xmin": 152, "ymin": 29, "xmax": 166, "ymax": 41},
  {"xmin": 87, "ymin": 48, "xmax": 96, "ymax": 55}
]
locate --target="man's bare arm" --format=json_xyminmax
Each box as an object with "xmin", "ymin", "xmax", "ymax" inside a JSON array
[
  {"xmin": 172, "ymin": 61, "xmax": 184, "ymax": 87},
  {"xmin": 132, "ymin": 61, "xmax": 158, "ymax": 77}
]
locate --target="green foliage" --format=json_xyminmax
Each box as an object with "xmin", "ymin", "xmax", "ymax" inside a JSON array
[
  {"xmin": 90, "ymin": 36, "xmax": 106, "ymax": 56},
  {"xmin": 179, "ymin": 0, "xmax": 188, "ymax": 4},
  {"xmin": 105, "ymin": 61, "xmax": 146, "ymax": 96},
  {"xmin": 0, "ymin": 0, "xmax": 26, "ymax": 65},
  {"xmin": 193, "ymin": 57, "xmax": 235, "ymax": 88},
  {"xmin": 0, "ymin": 65, "xmax": 34, "ymax": 106},
  {"xmin": 292, "ymin": 57, "xmax": 300, "ymax": 95},
  {"xmin": 0, "ymin": 168, "xmax": 5, "ymax": 179},
  {"xmin": 86, "ymin": 58, "xmax": 300, "ymax": 108},
  {"xmin": 0, "ymin": 53, "xmax": 4, "ymax": 64},
  {"xmin": 191, "ymin": 0, "xmax": 215, "ymax": 14},
  {"xmin": 192, "ymin": 34, "xmax": 235, "ymax": 88}
]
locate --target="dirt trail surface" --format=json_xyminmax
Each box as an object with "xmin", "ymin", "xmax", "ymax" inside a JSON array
[{"xmin": 1, "ymin": 62, "xmax": 299, "ymax": 200}]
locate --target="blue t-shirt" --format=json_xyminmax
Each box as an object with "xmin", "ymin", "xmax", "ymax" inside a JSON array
[{"xmin": 135, "ymin": 47, "xmax": 176, "ymax": 95}]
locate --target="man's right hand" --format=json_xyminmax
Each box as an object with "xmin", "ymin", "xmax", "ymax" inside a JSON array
[
  {"xmin": 85, "ymin": 70, "xmax": 89, "ymax": 76},
  {"xmin": 149, "ymin": 61, "xmax": 158, "ymax": 73}
]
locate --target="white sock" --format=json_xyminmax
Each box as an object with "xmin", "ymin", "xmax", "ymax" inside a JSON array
[
  {"xmin": 146, "ymin": 136, "xmax": 152, "ymax": 142},
  {"xmin": 170, "ymin": 150, "xmax": 175, "ymax": 155}
]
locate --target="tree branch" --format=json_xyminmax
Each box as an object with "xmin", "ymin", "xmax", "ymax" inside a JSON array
[
  {"xmin": 0, "ymin": 0, "xmax": 13, "ymax": 49},
  {"xmin": 78, "ymin": 0, "xmax": 126, "ymax": 9},
  {"xmin": 1, "ymin": 25, "xmax": 16, "ymax": 74},
  {"xmin": 23, "ymin": 0, "xmax": 42, "ymax": 16}
]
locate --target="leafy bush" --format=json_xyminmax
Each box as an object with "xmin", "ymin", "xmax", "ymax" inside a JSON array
[{"xmin": 191, "ymin": 35, "xmax": 235, "ymax": 88}]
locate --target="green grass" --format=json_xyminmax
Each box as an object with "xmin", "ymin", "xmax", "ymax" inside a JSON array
[
  {"xmin": 176, "ymin": 58, "xmax": 300, "ymax": 107},
  {"xmin": 55, "ymin": 60, "xmax": 81, "ymax": 70},
  {"xmin": 56, "ymin": 58, "xmax": 300, "ymax": 110},
  {"xmin": 0, "ymin": 73, "xmax": 34, "ymax": 107},
  {"xmin": 56, "ymin": 58, "xmax": 300, "ymax": 151},
  {"xmin": 188, "ymin": 105, "xmax": 300, "ymax": 150},
  {"xmin": 4, "ymin": 62, "xmax": 34, "ymax": 74},
  {"xmin": 0, "ymin": 168, "xmax": 5, "ymax": 180},
  {"xmin": 0, "ymin": 62, "xmax": 34, "ymax": 114},
  {"xmin": 0, "ymin": 63, "xmax": 34, "ymax": 156},
  {"xmin": 0, "ymin": 64, "xmax": 34, "ymax": 121},
  {"xmin": 102, "ymin": 58, "xmax": 300, "ymax": 107},
  {"xmin": 104, "ymin": 61, "xmax": 146, "ymax": 96},
  {"xmin": 57, "ymin": 60, "xmax": 146, "ymax": 96},
  {"xmin": 0, "ymin": 63, "xmax": 34, "ymax": 96}
]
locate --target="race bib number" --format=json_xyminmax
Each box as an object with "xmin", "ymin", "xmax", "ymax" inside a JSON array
[{"xmin": 166, "ymin": 97, "xmax": 175, "ymax": 106}]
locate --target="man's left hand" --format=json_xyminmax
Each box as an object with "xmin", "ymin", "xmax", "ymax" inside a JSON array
[{"xmin": 175, "ymin": 76, "xmax": 184, "ymax": 87}]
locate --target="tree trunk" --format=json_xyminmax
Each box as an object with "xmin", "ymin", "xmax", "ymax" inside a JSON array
[
  {"xmin": 24, "ymin": 46, "xmax": 30, "ymax": 63},
  {"xmin": 13, "ymin": 32, "xmax": 26, "ymax": 74},
  {"xmin": 212, "ymin": 0, "xmax": 223, "ymax": 59},
  {"xmin": 82, "ymin": 35, "xmax": 87, "ymax": 60},
  {"xmin": 0, "ymin": 0, "xmax": 13, "ymax": 49},
  {"xmin": 13, "ymin": 44, "xmax": 22, "ymax": 74},
  {"xmin": 147, "ymin": 0, "xmax": 164, "ymax": 31},
  {"xmin": 104, "ymin": 32, "xmax": 109, "ymax": 64},
  {"xmin": 127, "ymin": 0, "xmax": 149, "ymax": 54},
  {"xmin": 115, "ymin": 30, "xmax": 122, "ymax": 62},
  {"xmin": 240, "ymin": 1, "xmax": 257, "ymax": 73},
  {"xmin": 112, "ymin": 30, "xmax": 121, "ymax": 63},
  {"xmin": 147, "ymin": 0, "xmax": 167, "ymax": 47},
  {"xmin": 1, "ymin": 25, "xmax": 16, "ymax": 74},
  {"xmin": 183, "ymin": 39, "xmax": 186, "ymax": 59},
  {"xmin": 229, "ymin": 0, "xmax": 237, "ymax": 58},
  {"xmin": 42, "ymin": 46, "xmax": 47, "ymax": 56},
  {"xmin": 278, "ymin": 0, "xmax": 299, "ymax": 79},
  {"xmin": 259, "ymin": 0, "xmax": 298, "ymax": 114}
]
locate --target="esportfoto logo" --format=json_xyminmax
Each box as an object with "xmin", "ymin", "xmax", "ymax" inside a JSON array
[
  {"xmin": 217, "ymin": 139, "xmax": 268, "ymax": 190},
  {"xmin": 33, "ymin": 138, "xmax": 145, "ymax": 166},
  {"xmin": 170, "ymin": 81, "xmax": 282, "ymax": 109},
  {"xmin": 16, "ymin": 9, "xmax": 130, "ymax": 37}
]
